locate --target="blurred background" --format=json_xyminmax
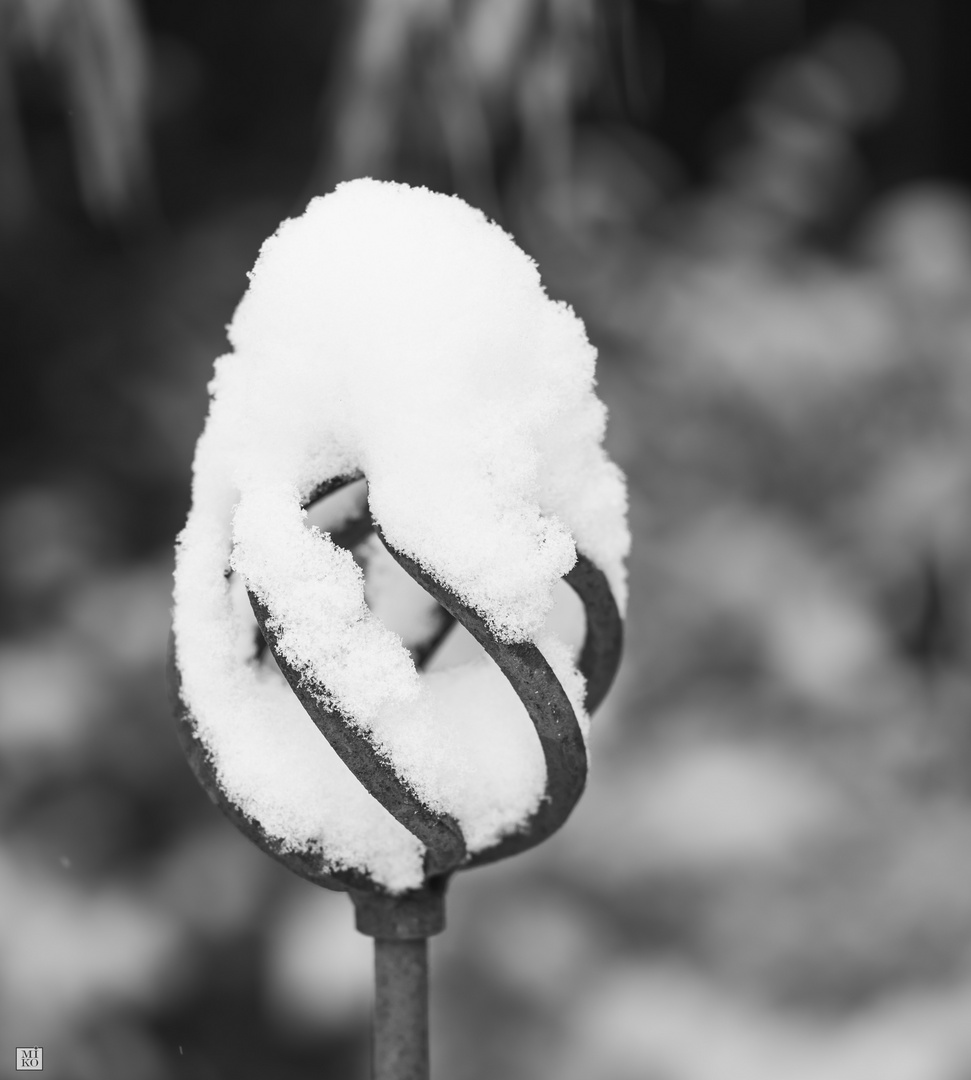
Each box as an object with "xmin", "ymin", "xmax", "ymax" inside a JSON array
[{"xmin": 6, "ymin": 0, "xmax": 971, "ymax": 1077}]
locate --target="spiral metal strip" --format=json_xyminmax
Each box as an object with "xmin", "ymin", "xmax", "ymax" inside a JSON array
[{"xmin": 169, "ymin": 475, "xmax": 623, "ymax": 914}]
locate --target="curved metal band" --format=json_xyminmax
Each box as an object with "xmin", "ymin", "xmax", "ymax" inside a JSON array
[
  {"xmin": 377, "ymin": 532, "xmax": 620, "ymax": 868},
  {"xmin": 167, "ymin": 633, "xmax": 374, "ymax": 893},
  {"xmin": 171, "ymin": 474, "xmax": 623, "ymax": 893},
  {"xmin": 247, "ymin": 593, "xmax": 468, "ymax": 879},
  {"xmin": 565, "ymin": 555, "xmax": 624, "ymax": 715}
]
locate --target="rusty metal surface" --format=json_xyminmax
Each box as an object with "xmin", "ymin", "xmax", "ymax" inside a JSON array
[
  {"xmin": 248, "ymin": 590, "xmax": 468, "ymax": 879},
  {"xmin": 352, "ymin": 877, "xmax": 448, "ymax": 939},
  {"xmin": 167, "ymin": 634, "xmax": 373, "ymax": 893},
  {"xmin": 565, "ymin": 554, "xmax": 624, "ymax": 714},
  {"xmin": 378, "ymin": 532, "xmax": 589, "ymax": 871},
  {"xmin": 170, "ymin": 474, "xmax": 624, "ymax": 934},
  {"xmin": 373, "ymin": 937, "xmax": 429, "ymax": 1080}
]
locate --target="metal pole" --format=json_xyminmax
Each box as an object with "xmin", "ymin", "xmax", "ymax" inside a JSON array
[{"xmin": 373, "ymin": 937, "xmax": 429, "ymax": 1080}]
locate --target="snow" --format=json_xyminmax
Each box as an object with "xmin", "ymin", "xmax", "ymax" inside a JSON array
[{"xmin": 172, "ymin": 179, "xmax": 628, "ymax": 892}]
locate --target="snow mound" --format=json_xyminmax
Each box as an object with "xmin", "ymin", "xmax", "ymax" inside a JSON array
[{"xmin": 173, "ymin": 179, "xmax": 628, "ymax": 892}]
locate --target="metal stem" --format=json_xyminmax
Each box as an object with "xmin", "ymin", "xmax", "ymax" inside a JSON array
[{"xmin": 373, "ymin": 937, "xmax": 429, "ymax": 1080}]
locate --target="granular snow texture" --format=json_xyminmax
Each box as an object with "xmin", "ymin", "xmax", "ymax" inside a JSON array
[{"xmin": 173, "ymin": 179, "xmax": 628, "ymax": 892}]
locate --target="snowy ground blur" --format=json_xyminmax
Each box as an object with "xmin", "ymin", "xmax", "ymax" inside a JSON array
[{"xmin": 5, "ymin": 1, "xmax": 971, "ymax": 1078}]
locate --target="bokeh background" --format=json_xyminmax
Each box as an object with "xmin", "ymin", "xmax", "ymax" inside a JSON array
[{"xmin": 6, "ymin": 1, "xmax": 971, "ymax": 1077}]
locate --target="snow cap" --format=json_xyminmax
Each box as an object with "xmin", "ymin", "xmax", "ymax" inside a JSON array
[{"xmin": 173, "ymin": 180, "xmax": 628, "ymax": 892}]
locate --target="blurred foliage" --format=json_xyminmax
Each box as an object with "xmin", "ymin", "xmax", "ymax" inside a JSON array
[
  {"xmin": 317, "ymin": 0, "xmax": 603, "ymax": 217},
  {"xmin": 6, "ymin": 2, "xmax": 971, "ymax": 1079},
  {"xmin": 0, "ymin": 0, "xmax": 153, "ymax": 229}
]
